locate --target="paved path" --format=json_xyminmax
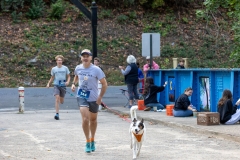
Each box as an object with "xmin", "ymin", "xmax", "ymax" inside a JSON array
[
  {"xmin": 1, "ymin": 110, "xmax": 240, "ymax": 160},
  {"xmin": 110, "ymin": 106, "xmax": 240, "ymax": 144},
  {"xmin": 2, "ymin": 87, "xmax": 240, "ymax": 159},
  {"xmin": 0, "ymin": 86, "xmax": 128, "ymax": 112}
]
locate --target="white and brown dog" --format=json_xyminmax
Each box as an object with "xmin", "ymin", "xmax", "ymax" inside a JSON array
[{"xmin": 129, "ymin": 105, "xmax": 146, "ymax": 159}]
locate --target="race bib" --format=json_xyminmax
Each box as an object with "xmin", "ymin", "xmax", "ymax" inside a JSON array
[
  {"xmin": 59, "ymin": 80, "xmax": 66, "ymax": 87},
  {"xmin": 78, "ymin": 89, "xmax": 90, "ymax": 99}
]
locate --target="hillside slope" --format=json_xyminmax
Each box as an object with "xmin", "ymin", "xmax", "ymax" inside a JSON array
[{"xmin": 0, "ymin": 2, "xmax": 235, "ymax": 87}]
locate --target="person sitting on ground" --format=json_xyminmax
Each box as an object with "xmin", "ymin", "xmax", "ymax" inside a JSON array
[
  {"xmin": 143, "ymin": 77, "xmax": 167, "ymax": 111},
  {"xmin": 143, "ymin": 56, "xmax": 159, "ymax": 77},
  {"xmin": 217, "ymin": 89, "xmax": 240, "ymax": 125},
  {"xmin": 176, "ymin": 58, "xmax": 185, "ymax": 69},
  {"xmin": 173, "ymin": 87, "xmax": 196, "ymax": 117}
]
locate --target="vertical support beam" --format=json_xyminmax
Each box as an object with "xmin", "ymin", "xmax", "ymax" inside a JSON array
[
  {"xmin": 70, "ymin": 0, "xmax": 98, "ymax": 60},
  {"xmin": 70, "ymin": 0, "xmax": 91, "ymax": 20},
  {"xmin": 174, "ymin": 71, "xmax": 180, "ymax": 99},
  {"xmin": 230, "ymin": 71, "xmax": 234, "ymax": 93},
  {"xmin": 182, "ymin": 58, "xmax": 188, "ymax": 68},
  {"xmin": 150, "ymin": 34, "xmax": 152, "ymax": 69},
  {"xmin": 210, "ymin": 71, "xmax": 216, "ymax": 112},
  {"xmin": 172, "ymin": 58, "xmax": 178, "ymax": 69},
  {"xmin": 91, "ymin": 2, "xmax": 97, "ymax": 61},
  {"xmin": 189, "ymin": 71, "xmax": 193, "ymax": 102}
]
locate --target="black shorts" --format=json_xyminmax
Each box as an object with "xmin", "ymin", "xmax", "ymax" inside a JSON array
[{"xmin": 77, "ymin": 97, "xmax": 98, "ymax": 113}]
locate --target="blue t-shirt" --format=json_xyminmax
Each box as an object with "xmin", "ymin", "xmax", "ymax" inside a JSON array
[
  {"xmin": 51, "ymin": 65, "xmax": 70, "ymax": 86},
  {"xmin": 74, "ymin": 64, "xmax": 105, "ymax": 101}
]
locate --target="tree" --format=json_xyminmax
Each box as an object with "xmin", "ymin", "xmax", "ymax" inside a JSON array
[{"xmin": 198, "ymin": 0, "xmax": 240, "ymax": 64}]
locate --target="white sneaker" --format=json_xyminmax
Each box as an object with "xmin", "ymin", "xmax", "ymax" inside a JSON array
[{"xmin": 157, "ymin": 109, "xmax": 166, "ymax": 112}]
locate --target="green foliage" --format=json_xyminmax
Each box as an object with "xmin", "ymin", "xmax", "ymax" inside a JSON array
[
  {"xmin": 26, "ymin": 0, "xmax": 45, "ymax": 19},
  {"xmin": 99, "ymin": 9, "xmax": 112, "ymax": 19},
  {"xmin": 160, "ymin": 58, "xmax": 170, "ymax": 69},
  {"xmin": 139, "ymin": 0, "xmax": 164, "ymax": 9},
  {"xmin": 0, "ymin": 0, "xmax": 24, "ymax": 11},
  {"xmin": 50, "ymin": 0, "xmax": 58, "ymax": 3},
  {"xmin": 182, "ymin": 17, "xmax": 188, "ymax": 23},
  {"xmin": 142, "ymin": 18, "xmax": 176, "ymax": 37},
  {"xmin": 117, "ymin": 14, "xmax": 129, "ymax": 24},
  {"xmin": 160, "ymin": 37, "xmax": 234, "ymax": 68},
  {"xmin": 93, "ymin": 0, "xmax": 135, "ymax": 7},
  {"xmin": 128, "ymin": 11, "xmax": 137, "ymax": 20},
  {"xmin": 24, "ymin": 24, "xmax": 56, "ymax": 49},
  {"xmin": 11, "ymin": 11, "xmax": 22, "ymax": 23},
  {"xmin": 199, "ymin": 0, "xmax": 240, "ymax": 62},
  {"xmin": 105, "ymin": 69, "xmax": 124, "ymax": 85},
  {"xmin": 151, "ymin": 0, "xmax": 164, "ymax": 8},
  {"xmin": 50, "ymin": 0, "xmax": 65, "ymax": 19}
]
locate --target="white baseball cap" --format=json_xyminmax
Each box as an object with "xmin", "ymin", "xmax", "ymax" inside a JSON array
[
  {"xmin": 146, "ymin": 56, "xmax": 150, "ymax": 60},
  {"xmin": 81, "ymin": 49, "xmax": 92, "ymax": 56}
]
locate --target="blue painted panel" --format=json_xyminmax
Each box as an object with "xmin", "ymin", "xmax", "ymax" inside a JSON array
[
  {"xmin": 162, "ymin": 71, "xmax": 175, "ymax": 105},
  {"xmin": 148, "ymin": 69, "xmax": 240, "ymax": 112},
  {"xmin": 195, "ymin": 71, "xmax": 211, "ymax": 111},
  {"xmin": 178, "ymin": 72, "xmax": 192, "ymax": 95},
  {"xmin": 233, "ymin": 71, "xmax": 240, "ymax": 107}
]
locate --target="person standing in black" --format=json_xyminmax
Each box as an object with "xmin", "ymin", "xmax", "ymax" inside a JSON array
[{"xmin": 119, "ymin": 55, "xmax": 139, "ymax": 108}]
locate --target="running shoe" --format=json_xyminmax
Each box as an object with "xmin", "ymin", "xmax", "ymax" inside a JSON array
[
  {"xmin": 144, "ymin": 107, "xmax": 151, "ymax": 111},
  {"xmin": 91, "ymin": 141, "xmax": 95, "ymax": 152},
  {"xmin": 54, "ymin": 114, "xmax": 59, "ymax": 120},
  {"xmin": 85, "ymin": 142, "xmax": 91, "ymax": 153}
]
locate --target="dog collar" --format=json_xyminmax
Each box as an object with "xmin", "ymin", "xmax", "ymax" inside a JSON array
[{"xmin": 132, "ymin": 131, "xmax": 144, "ymax": 142}]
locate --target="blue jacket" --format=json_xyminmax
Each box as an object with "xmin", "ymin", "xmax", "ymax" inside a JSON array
[{"xmin": 138, "ymin": 68, "xmax": 144, "ymax": 79}]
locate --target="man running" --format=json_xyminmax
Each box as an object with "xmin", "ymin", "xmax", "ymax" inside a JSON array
[
  {"xmin": 71, "ymin": 49, "xmax": 107, "ymax": 153},
  {"xmin": 47, "ymin": 55, "xmax": 70, "ymax": 120}
]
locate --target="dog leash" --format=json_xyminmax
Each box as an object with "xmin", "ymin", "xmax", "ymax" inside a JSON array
[
  {"xmin": 58, "ymin": 86, "xmax": 75, "ymax": 97},
  {"xmin": 101, "ymin": 102, "xmax": 132, "ymax": 123}
]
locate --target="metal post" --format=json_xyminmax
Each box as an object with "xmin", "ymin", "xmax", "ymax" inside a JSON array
[
  {"xmin": 70, "ymin": 0, "xmax": 98, "ymax": 61},
  {"xmin": 91, "ymin": 1, "xmax": 98, "ymax": 61},
  {"xmin": 18, "ymin": 87, "xmax": 24, "ymax": 113},
  {"xmin": 172, "ymin": 58, "xmax": 178, "ymax": 69},
  {"xmin": 150, "ymin": 34, "xmax": 153, "ymax": 69},
  {"xmin": 182, "ymin": 58, "xmax": 188, "ymax": 68}
]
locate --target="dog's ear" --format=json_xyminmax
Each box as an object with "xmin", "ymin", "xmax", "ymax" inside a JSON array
[
  {"xmin": 141, "ymin": 118, "xmax": 144, "ymax": 123},
  {"xmin": 133, "ymin": 118, "xmax": 137, "ymax": 122}
]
